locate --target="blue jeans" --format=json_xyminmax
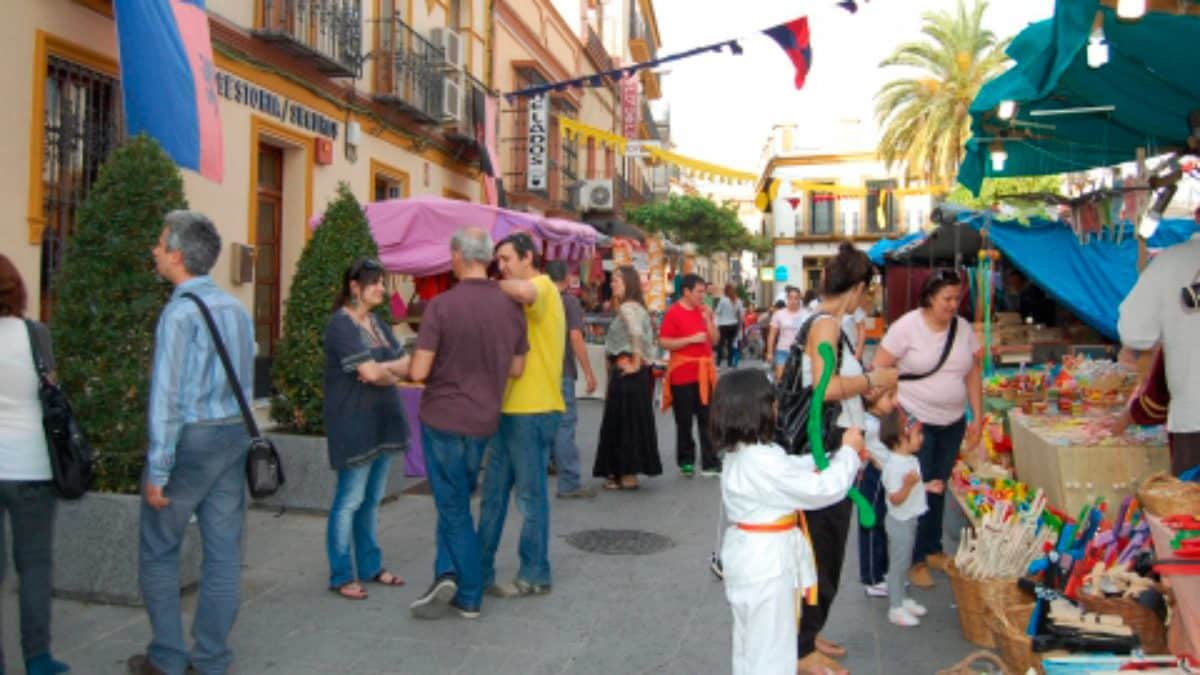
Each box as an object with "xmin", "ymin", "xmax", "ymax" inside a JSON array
[
  {"xmin": 856, "ymin": 463, "xmax": 889, "ymax": 585},
  {"xmin": 551, "ymin": 378, "xmax": 582, "ymax": 495},
  {"xmin": 478, "ymin": 412, "xmax": 561, "ymax": 588},
  {"xmin": 422, "ymin": 425, "xmax": 488, "ymax": 609},
  {"xmin": 139, "ymin": 420, "xmax": 248, "ymax": 675},
  {"xmin": 327, "ymin": 453, "xmax": 394, "ymax": 588},
  {"xmin": 913, "ymin": 417, "xmax": 966, "ymax": 564}
]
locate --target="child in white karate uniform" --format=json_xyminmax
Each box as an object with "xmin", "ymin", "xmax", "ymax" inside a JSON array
[
  {"xmin": 712, "ymin": 369, "xmax": 866, "ymax": 675},
  {"xmin": 878, "ymin": 408, "xmax": 945, "ymax": 627}
]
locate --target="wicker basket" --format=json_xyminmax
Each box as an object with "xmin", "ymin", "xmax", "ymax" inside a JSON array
[
  {"xmin": 936, "ymin": 650, "xmax": 1008, "ymax": 675},
  {"xmin": 986, "ymin": 603, "xmax": 1043, "ymax": 675},
  {"xmin": 1137, "ymin": 471, "xmax": 1200, "ymax": 517},
  {"xmin": 946, "ymin": 561, "xmax": 1031, "ymax": 648},
  {"xmin": 1075, "ymin": 589, "xmax": 1168, "ymax": 654}
]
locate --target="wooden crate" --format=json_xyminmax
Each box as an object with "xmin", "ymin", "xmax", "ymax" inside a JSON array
[{"xmin": 1009, "ymin": 413, "xmax": 1170, "ymax": 516}]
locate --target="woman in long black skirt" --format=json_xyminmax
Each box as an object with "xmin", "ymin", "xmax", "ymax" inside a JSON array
[{"xmin": 593, "ymin": 265, "xmax": 661, "ymax": 490}]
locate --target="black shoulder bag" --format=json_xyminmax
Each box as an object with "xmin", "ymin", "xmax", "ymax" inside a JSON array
[
  {"xmin": 24, "ymin": 321, "xmax": 94, "ymax": 499},
  {"xmin": 775, "ymin": 313, "xmax": 854, "ymax": 456},
  {"xmin": 183, "ymin": 294, "xmax": 285, "ymax": 499},
  {"xmin": 898, "ymin": 317, "xmax": 958, "ymax": 381}
]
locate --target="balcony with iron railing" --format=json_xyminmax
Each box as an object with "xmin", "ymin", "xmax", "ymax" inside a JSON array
[
  {"xmin": 253, "ymin": 0, "xmax": 362, "ymax": 78},
  {"xmin": 443, "ymin": 72, "xmax": 489, "ymax": 147},
  {"xmin": 371, "ymin": 16, "xmax": 447, "ymax": 124}
]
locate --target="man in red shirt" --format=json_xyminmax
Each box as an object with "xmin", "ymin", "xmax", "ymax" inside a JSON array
[{"xmin": 659, "ymin": 274, "xmax": 720, "ymax": 476}]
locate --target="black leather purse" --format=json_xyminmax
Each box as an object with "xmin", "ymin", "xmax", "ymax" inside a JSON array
[
  {"xmin": 183, "ymin": 294, "xmax": 285, "ymax": 500},
  {"xmin": 24, "ymin": 321, "xmax": 94, "ymax": 499},
  {"xmin": 774, "ymin": 313, "xmax": 852, "ymax": 456}
]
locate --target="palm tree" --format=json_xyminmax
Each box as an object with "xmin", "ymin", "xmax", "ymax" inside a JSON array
[{"xmin": 874, "ymin": 0, "xmax": 1010, "ymax": 188}]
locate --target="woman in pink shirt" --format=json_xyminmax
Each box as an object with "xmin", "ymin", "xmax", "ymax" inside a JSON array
[{"xmin": 873, "ymin": 270, "xmax": 982, "ymax": 590}]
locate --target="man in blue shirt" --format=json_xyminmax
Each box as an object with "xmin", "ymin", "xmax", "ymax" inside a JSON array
[{"xmin": 128, "ymin": 211, "xmax": 254, "ymax": 675}]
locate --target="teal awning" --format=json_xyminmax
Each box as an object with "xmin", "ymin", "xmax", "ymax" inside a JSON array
[{"xmin": 958, "ymin": 0, "xmax": 1200, "ymax": 194}]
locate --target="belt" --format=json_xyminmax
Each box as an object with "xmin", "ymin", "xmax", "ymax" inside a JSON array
[{"xmin": 736, "ymin": 512, "xmax": 801, "ymax": 533}]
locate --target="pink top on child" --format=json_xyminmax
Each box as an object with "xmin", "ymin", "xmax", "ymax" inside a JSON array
[{"xmin": 879, "ymin": 310, "xmax": 980, "ymax": 426}]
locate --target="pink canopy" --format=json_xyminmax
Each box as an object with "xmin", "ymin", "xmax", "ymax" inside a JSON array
[{"xmin": 313, "ymin": 196, "xmax": 600, "ymax": 277}]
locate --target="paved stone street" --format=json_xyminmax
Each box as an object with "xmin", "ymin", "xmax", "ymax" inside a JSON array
[{"xmin": 6, "ymin": 375, "xmax": 980, "ymax": 674}]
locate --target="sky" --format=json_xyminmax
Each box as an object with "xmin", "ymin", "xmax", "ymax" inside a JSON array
[{"xmin": 652, "ymin": 0, "xmax": 1056, "ymax": 174}]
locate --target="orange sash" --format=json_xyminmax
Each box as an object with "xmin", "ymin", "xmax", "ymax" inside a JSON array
[
  {"xmin": 660, "ymin": 353, "xmax": 717, "ymax": 412},
  {"xmin": 735, "ymin": 511, "xmax": 819, "ymax": 606}
]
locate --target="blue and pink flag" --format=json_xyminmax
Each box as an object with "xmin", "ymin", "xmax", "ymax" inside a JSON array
[
  {"xmin": 764, "ymin": 17, "xmax": 813, "ymax": 90},
  {"xmin": 114, "ymin": 0, "xmax": 223, "ymax": 182}
]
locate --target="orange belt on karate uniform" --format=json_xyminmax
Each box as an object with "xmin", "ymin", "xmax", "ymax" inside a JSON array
[{"xmin": 735, "ymin": 512, "xmax": 819, "ymax": 606}]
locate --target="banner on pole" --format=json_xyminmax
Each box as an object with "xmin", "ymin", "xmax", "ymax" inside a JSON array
[{"xmin": 527, "ymin": 94, "xmax": 548, "ymax": 191}]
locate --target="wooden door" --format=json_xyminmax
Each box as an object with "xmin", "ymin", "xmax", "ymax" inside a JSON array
[{"xmin": 254, "ymin": 144, "xmax": 284, "ymax": 397}]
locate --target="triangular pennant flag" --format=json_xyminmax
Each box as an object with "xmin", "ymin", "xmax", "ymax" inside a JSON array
[
  {"xmin": 786, "ymin": 197, "xmax": 801, "ymax": 210},
  {"xmin": 763, "ymin": 17, "xmax": 813, "ymax": 89}
]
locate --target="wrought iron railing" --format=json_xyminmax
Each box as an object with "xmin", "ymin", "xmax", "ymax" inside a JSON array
[
  {"xmin": 372, "ymin": 16, "xmax": 446, "ymax": 121},
  {"xmin": 255, "ymin": 0, "xmax": 362, "ymax": 78}
]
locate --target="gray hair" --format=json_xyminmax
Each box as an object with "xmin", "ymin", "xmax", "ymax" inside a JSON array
[
  {"xmin": 450, "ymin": 227, "xmax": 493, "ymax": 264},
  {"xmin": 164, "ymin": 210, "xmax": 221, "ymax": 275}
]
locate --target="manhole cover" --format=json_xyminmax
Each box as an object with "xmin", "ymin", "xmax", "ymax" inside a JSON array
[{"xmin": 562, "ymin": 529, "xmax": 675, "ymax": 555}]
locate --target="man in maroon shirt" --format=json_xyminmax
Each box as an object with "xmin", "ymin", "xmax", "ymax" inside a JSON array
[{"xmin": 659, "ymin": 274, "xmax": 720, "ymax": 476}]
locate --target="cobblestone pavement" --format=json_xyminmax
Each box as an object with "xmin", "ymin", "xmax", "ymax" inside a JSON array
[{"xmin": 6, "ymin": 371, "xmax": 978, "ymax": 674}]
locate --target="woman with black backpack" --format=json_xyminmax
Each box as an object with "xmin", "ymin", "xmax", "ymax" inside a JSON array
[{"xmin": 779, "ymin": 242, "xmax": 897, "ymax": 675}]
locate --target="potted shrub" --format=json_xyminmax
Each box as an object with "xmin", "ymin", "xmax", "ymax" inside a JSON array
[
  {"xmin": 49, "ymin": 135, "xmax": 202, "ymax": 605},
  {"xmin": 261, "ymin": 183, "xmax": 402, "ymax": 511}
]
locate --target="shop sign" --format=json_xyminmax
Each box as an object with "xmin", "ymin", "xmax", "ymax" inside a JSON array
[
  {"xmin": 215, "ymin": 71, "xmax": 339, "ymax": 139},
  {"xmin": 526, "ymin": 94, "xmax": 548, "ymax": 191},
  {"xmin": 621, "ymin": 71, "xmax": 640, "ymax": 138}
]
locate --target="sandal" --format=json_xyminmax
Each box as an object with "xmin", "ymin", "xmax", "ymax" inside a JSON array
[
  {"xmin": 330, "ymin": 582, "xmax": 368, "ymax": 600},
  {"xmin": 603, "ymin": 479, "xmax": 621, "ymax": 490},
  {"xmin": 620, "ymin": 476, "xmax": 639, "ymax": 490},
  {"xmin": 369, "ymin": 570, "xmax": 406, "ymax": 587}
]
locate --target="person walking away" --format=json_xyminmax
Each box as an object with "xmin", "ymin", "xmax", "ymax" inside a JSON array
[
  {"xmin": 857, "ymin": 386, "xmax": 899, "ymax": 598},
  {"xmin": 873, "ymin": 270, "xmax": 982, "ymax": 589},
  {"xmin": 407, "ymin": 228, "xmax": 529, "ymax": 620},
  {"xmin": 712, "ymin": 369, "xmax": 866, "ymax": 675},
  {"xmin": 715, "ymin": 284, "xmax": 743, "ymax": 367},
  {"xmin": 322, "ymin": 259, "xmax": 411, "ymax": 601},
  {"xmin": 0, "ymin": 255, "xmax": 70, "ymax": 675},
  {"xmin": 546, "ymin": 261, "xmax": 597, "ymax": 499},
  {"xmin": 658, "ymin": 274, "xmax": 720, "ymax": 477},
  {"xmin": 787, "ymin": 242, "xmax": 898, "ymax": 674},
  {"xmin": 1115, "ymin": 231, "xmax": 1200, "ymax": 476},
  {"xmin": 593, "ymin": 266, "xmax": 661, "ymax": 490},
  {"xmin": 878, "ymin": 408, "xmax": 944, "ymax": 627},
  {"xmin": 766, "ymin": 287, "xmax": 808, "ymax": 382},
  {"xmin": 478, "ymin": 233, "xmax": 565, "ymax": 597},
  {"xmin": 129, "ymin": 212, "xmax": 254, "ymax": 675}
]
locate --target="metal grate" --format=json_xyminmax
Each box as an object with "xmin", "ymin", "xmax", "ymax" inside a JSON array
[
  {"xmin": 41, "ymin": 56, "xmax": 122, "ymax": 320},
  {"xmin": 563, "ymin": 529, "xmax": 675, "ymax": 556}
]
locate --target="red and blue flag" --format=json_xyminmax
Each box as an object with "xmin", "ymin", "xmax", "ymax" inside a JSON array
[
  {"xmin": 113, "ymin": 0, "xmax": 223, "ymax": 182},
  {"xmin": 764, "ymin": 17, "xmax": 812, "ymax": 90}
]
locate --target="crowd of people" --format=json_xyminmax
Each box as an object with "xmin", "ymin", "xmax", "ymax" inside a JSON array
[{"xmin": 3, "ymin": 204, "xmax": 1195, "ymax": 675}]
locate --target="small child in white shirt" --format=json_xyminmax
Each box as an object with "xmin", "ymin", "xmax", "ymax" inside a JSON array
[
  {"xmin": 711, "ymin": 369, "xmax": 867, "ymax": 675},
  {"xmin": 878, "ymin": 408, "xmax": 945, "ymax": 627}
]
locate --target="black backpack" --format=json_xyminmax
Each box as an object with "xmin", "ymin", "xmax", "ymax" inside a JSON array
[{"xmin": 774, "ymin": 313, "xmax": 853, "ymax": 456}]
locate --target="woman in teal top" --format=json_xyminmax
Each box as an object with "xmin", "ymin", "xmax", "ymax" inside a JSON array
[{"xmin": 593, "ymin": 266, "xmax": 661, "ymax": 489}]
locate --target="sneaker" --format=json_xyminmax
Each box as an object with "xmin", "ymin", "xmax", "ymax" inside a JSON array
[
  {"xmin": 902, "ymin": 598, "xmax": 927, "ymax": 617},
  {"xmin": 450, "ymin": 598, "xmax": 480, "ymax": 619},
  {"xmin": 709, "ymin": 554, "xmax": 724, "ymax": 580},
  {"xmin": 680, "ymin": 464, "xmax": 695, "ymax": 478},
  {"xmin": 409, "ymin": 575, "xmax": 458, "ymax": 619},
  {"xmin": 127, "ymin": 655, "xmax": 166, "ymax": 675},
  {"xmin": 888, "ymin": 607, "xmax": 920, "ymax": 627},
  {"xmin": 487, "ymin": 578, "xmax": 551, "ymax": 598},
  {"xmin": 863, "ymin": 581, "xmax": 888, "ymax": 598},
  {"xmin": 924, "ymin": 552, "xmax": 951, "ymax": 572},
  {"xmin": 908, "ymin": 562, "xmax": 934, "ymax": 588},
  {"xmin": 699, "ymin": 466, "xmax": 721, "ymax": 477},
  {"xmin": 557, "ymin": 486, "xmax": 596, "ymax": 499}
]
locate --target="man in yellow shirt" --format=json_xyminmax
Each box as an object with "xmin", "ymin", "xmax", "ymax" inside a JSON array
[{"xmin": 478, "ymin": 232, "xmax": 565, "ymax": 597}]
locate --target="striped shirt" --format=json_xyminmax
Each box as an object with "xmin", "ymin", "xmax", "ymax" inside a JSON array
[{"xmin": 146, "ymin": 276, "xmax": 254, "ymax": 486}]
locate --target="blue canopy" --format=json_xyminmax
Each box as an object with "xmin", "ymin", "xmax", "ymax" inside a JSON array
[
  {"xmin": 958, "ymin": 214, "xmax": 1198, "ymax": 340},
  {"xmin": 868, "ymin": 232, "xmax": 924, "ymax": 265}
]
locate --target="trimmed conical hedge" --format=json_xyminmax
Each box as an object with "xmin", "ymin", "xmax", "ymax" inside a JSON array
[
  {"xmin": 270, "ymin": 183, "xmax": 389, "ymax": 435},
  {"xmin": 51, "ymin": 133, "xmax": 187, "ymax": 494}
]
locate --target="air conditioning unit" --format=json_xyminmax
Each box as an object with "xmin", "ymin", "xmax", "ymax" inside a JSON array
[
  {"xmin": 429, "ymin": 28, "xmax": 465, "ymax": 70},
  {"xmin": 439, "ymin": 77, "xmax": 463, "ymax": 122},
  {"xmin": 582, "ymin": 179, "xmax": 614, "ymax": 211}
]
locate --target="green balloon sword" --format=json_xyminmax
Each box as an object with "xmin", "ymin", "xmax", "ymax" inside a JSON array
[{"xmin": 807, "ymin": 342, "xmax": 876, "ymax": 528}]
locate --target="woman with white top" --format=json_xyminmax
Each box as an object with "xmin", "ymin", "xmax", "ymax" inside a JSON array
[
  {"xmin": 0, "ymin": 255, "xmax": 71, "ymax": 675},
  {"xmin": 714, "ymin": 284, "xmax": 743, "ymax": 367}
]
